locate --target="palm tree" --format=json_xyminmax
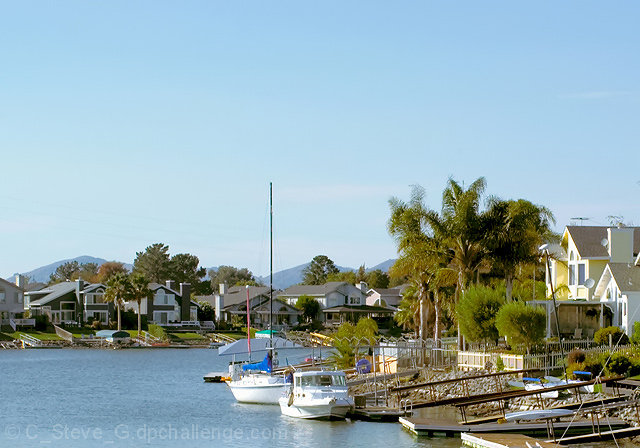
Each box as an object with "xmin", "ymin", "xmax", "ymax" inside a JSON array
[
  {"xmin": 485, "ymin": 198, "xmax": 556, "ymax": 301},
  {"xmin": 129, "ymin": 272, "xmax": 152, "ymax": 337},
  {"xmin": 104, "ymin": 272, "xmax": 131, "ymax": 331}
]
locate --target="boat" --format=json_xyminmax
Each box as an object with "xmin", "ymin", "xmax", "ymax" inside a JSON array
[
  {"xmin": 505, "ymin": 408, "xmax": 575, "ymax": 422},
  {"xmin": 544, "ymin": 373, "xmax": 596, "ymax": 393},
  {"xmin": 279, "ymin": 370, "xmax": 354, "ymax": 420},
  {"xmin": 222, "ymin": 183, "xmax": 294, "ymax": 404},
  {"xmin": 523, "ymin": 377, "xmax": 558, "ymax": 399}
]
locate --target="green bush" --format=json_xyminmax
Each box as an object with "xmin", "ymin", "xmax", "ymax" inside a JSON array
[
  {"xmin": 495, "ymin": 301, "xmax": 546, "ymax": 353},
  {"xmin": 495, "ymin": 356, "xmax": 505, "ymax": 372},
  {"xmin": 581, "ymin": 357, "xmax": 604, "ymax": 377},
  {"xmin": 631, "ymin": 322, "xmax": 640, "ymax": 345},
  {"xmin": 34, "ymin": 314, "xmax": 50, "ymax": 331},
  {"xmin": 594, "ymin": 326, "xmax": 629, "ymax": 346},
  {"xmin": 148, "ymin": 324, "xmax": 168, "ymax": 341},
  {"xmin": 457, "ymin": 286, "xmax": 504, "ymax": 344},
  {"xmin": 605, "ymin": 352, "xmax": 631, "ymax": 376},
  {"xmin": 120, "ymin": 311, "xmax": 148, "ymax": 331},
  {"xmin": 629, "ymin": 359, "xmax": 640, "ymax": 377}
]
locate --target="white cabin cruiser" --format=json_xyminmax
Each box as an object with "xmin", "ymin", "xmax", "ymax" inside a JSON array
[{"xmin": 279, "ymin": 370, "xmax": 354, "ymax": 420}]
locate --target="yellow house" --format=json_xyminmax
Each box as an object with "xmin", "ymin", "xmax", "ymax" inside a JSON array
[
  {"xmin": 538, "ymin": 226, "xmax": 640, "ymax": 338},
  {"xmin": 549, "ymin": 226, "xmax": 640, "ymax": 300}
]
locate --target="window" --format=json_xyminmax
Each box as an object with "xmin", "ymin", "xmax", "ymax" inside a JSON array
[
  {"xmin": 0, "ymin": 291, "xmax": 5, "ymax": 303},
  {"xmin": 569, "ymin": 265, "xmax": 576, "ymax": 285},
  {"xmin": 578, "ymin": 264, "xmax": 586, "ymax": 286}
]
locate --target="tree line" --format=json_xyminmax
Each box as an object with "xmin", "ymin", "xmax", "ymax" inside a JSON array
[{"xmin": 388, "ymin": 177, "xmax": 556, "ymax": 347}]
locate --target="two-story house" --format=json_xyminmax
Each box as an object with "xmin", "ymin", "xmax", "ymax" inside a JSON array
[
  {"xmin": 130, "ymin": 281, "xmax": 199, "ymax": 325},
  {"xmin": 0, "ymin": 276, "xmax": 25, "ymax": 328},
  {"xmin": 541, "ymin": 225, "xmax": 640, "ymax": 338},
  {"xmin": 278, "ymin": 281, "xmax": 394, "ymax": 325}
]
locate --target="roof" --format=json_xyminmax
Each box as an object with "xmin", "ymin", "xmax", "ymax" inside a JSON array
[
  {"xmin": 279, "ymin": 282, "xmax": 350, "ymax": 297},
  {"xmin": 564, "ymin": 226, "xmax": 640, "ymax": 259},
  {"xmin": 27, "ymin": 282, "xmax": 77, "ymax": 306},
  {"xmin": 222, "ymin": 286, "xmax": 272, "ymax": 307},
  {"xmin": 322, "ymin": 304, "xmax": 395, "ymax": 314},
  {"xmin": 608, "ymin": 263, "xmax": 640, "ymax": 293},
  {"xmin": 0, "ymin": 277, "xmax": 24, "ymax": 292}
]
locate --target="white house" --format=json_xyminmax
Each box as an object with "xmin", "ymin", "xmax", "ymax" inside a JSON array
[{"xmin": 0, "ymin": 276, "xmax": 25, "ymax": 327}]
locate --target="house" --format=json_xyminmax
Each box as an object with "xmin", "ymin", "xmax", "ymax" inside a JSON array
[
  {"xmin": 25, "ymin": 279, "xmax": 112, "ymax": 325},
  {"xmin": 366, "ymin": 285, "xmax": 408, "ymax": 308},
  {"xmin": 539, "ymin": 225, "xmax": 640, "ymax": 338},
  {"xmin": 199, "ymin": 285, "xmax": 300, "ymax": 330},
  {"xmin": 128, "ymin": 280, "xmax": 199, "ymax": 326},
  {"xmin": 278, "ymin": 282, "xmax": 394, "ymax": 324},
  {"xmin": 593, "ymin": 251, "xmax": 640, "ymax": 337},
  {"xmin": 0, "ymin": 275, "xmax": 25, "ymax": 328}
]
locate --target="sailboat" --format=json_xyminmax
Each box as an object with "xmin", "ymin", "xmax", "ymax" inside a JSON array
[{"xmin": 223, "ymin": 183, "xmax": 293, "ymax": 404}]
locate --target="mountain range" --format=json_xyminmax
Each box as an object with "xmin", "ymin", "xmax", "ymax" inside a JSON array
[{"xmin": 9, "ymin": 257, "xmax": 396, "ymax": 290}]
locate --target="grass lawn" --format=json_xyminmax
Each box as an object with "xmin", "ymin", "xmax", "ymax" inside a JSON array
[
  {"xmin": 169, "ymin": 332, "xmax": 205, "ymax": 340},
  {"xmin": 5, "ymin": 331, "xmax": 63, "ymax": 341}
]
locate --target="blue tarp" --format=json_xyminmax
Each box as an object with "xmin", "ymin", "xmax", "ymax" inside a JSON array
[{"xmin": 242, "ymin": 353, "xmax": 272, "ymax": 373}]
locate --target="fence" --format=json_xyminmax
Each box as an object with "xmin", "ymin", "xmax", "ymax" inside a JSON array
[{"xmin": 458, "ymin": 344, "xmax": 637, "ymax": 372}]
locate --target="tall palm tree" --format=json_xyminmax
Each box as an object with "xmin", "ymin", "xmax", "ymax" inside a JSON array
[
  {"xmin": 485, "ymin": 199, "xmax": 556, "ymax": 301},
  {"xmin": 129, "ymin": 272, "xmax": 152, "ymax": 337},
  {"xmin": 104, "ymin": 272, "xmax": 131, "ymax": 331}
]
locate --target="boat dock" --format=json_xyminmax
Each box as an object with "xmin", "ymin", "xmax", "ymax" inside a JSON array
[
  {"xmin": 462, "ymin": 433, "xmax": 560, "ymax": 448},
  {"xmin": 399, "ymin": 416, "xmax": 628, "ymax": 438}
]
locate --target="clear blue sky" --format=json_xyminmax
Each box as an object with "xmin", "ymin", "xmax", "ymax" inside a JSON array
[{"xmin": 2, "ymin": 1, "xmax": 639, "ymax": 278}]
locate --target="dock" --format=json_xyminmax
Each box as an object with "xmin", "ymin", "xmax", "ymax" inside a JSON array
[
  {"xmin": 552, "ymin": 426, "xmax": 640, "ymax": 444},
  {"xmin": 462, "ymin": 433, "xmax": 560, "ymax": 448},
  {"xmin": 350, "ymin": 406, "xmax": 410, "ymax": 422},
  {"xmin": 399, "ymin": 416, "xmax": 628, "ymax": 438}
]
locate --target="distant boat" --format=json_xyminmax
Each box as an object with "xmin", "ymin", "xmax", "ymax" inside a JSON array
[{"xmin": 279, "ymin": 370, "xmax": 354, "ymax": 420}]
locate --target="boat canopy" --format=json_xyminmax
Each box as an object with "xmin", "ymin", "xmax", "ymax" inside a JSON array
[
  {"xmin": 217, "ymin": 337, "xmax": 303, "ymax": 356},
  {"xmin": 242, "ymin": 353, "xmax": 272, "ymax": 373}
]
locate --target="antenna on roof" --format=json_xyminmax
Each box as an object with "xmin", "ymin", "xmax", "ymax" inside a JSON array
[{"xmin": 570, "ymin": 217, "xmax": 589, "ymax": 226}]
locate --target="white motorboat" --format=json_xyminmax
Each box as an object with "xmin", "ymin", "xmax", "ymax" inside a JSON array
[{"xmin": 279, "ymin": 370, "xmax": 354, "ymax": 420}]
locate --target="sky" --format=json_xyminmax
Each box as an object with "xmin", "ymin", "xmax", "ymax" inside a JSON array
[{"xmin": 1, "ymin": 1, "xmax": 639, "ymax": 279}]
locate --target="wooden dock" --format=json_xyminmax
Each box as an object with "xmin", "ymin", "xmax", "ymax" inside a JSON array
[
  {"xmin": 462, "ymin": 433, "xmax": 560, "ymax": 448},
  {"xmin": 350, "ymin": 406, "xmax": 409, "ymax": 422},
  {"xmin": 551, "ymin": 426, "xmax": 640, "ymax": 444},
  {"xmin": 399, "ymin": 416, "xmax": 628, "ymax": 438}
]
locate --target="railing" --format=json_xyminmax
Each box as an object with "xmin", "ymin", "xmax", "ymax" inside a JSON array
[
  {"xmin": 8, "ymin": 318, "xmax": 17, "ymax": 331},
  {"xmin": 210, "ymin": 333, "xmax": 235, "ymax": 343},
  {"xmin": 53, "ymin": 325, "xmax": 74, "ymax": 342},
  {"xmin": 19, "ymin": 333, "xmax": 42, "ymax": 347},
  {"xmin": 201, "ymin": 321, "xmax": 215, "ymax": 330},
  {"xmin": 12, "ymin": 318, "xmax": 35, "ymax": 327}
]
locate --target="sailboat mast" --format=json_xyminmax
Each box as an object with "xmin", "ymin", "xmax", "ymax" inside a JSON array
[
  {"xmin": 269, "ymin": 181, "xmax": 273, "ymax": 344},
  {"xmin": 246, "ymin": 285, "xmax": 251, "ymax": 361}
]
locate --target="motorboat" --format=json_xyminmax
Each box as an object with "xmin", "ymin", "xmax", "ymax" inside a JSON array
[{"xmin": 279, "ymin": 370, "xmax": 354, "ymax": 420}]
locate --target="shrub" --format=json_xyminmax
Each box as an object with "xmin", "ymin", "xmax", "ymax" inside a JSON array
[
  {"xmin": 495, "ymin": 301, "xmax": 546, "ymax": 353},
  {"xmin": 91, "ymin": 320, "xmax": 103, "ymax": 330},
  {"xmin": 568, "ymin": 348, "xmax": 586, "ymax": 365},
  {"xmin": 34, "ymin": 314, "xmax": 50, "ymax": 331},
  {"xmin": 629, "ymin": 360, "xmax": 640, "ymax": 377},
  {"xmin": 605, "ymin": 352, "xmax": 631, "ymax": 376},
  {"xmin": 495, "ymin": 356, "xmax": 505, "ymax": 372},
  {"xmin": 456, "ymin": 286, "xmax": 504, "ymax": 344},
  {"xmin": 594, "ymin": 326, "xmax": 629, "ymax": 346},
  {"xmin": 632, "ymin": 322, "xmax": 640, "ymax": 345},
  {"xmin": 148, "ymin": 324, "xmax": 168, "ymax": 341}
]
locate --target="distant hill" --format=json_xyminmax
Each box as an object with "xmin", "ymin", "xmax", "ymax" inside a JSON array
[
  {"xmin": 256, "ymin": 259, "xmax": 396, "ymax": 290},
  {"xmin": 10, "ymin": 256, "xmax": 132, "ymax": 284},
  {"xmin": 9, "ymin": 256, "xmax": 395, "ymax": 291}
]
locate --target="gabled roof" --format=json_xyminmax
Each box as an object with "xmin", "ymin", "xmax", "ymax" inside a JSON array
[
  {"xmin": 279, "ymin": 282, "xmax": 350, "ymax": 297},
  {"xmin": 149, "ymin": 283, "xmax": 180, "ymax": 295},
  {"xmin": 0, "ymin": 277, "xmax": 24, "ymax": 292},
  {"xmin": 564, "ymin": 226, "xmax": 640, "ymax": 259},
  {"xmin": 223, "ymin": 286, "xmax": 272, "ymax": 307},
  {"xmin": 28, "ymin": 282, "xmax": 77, "ymax": 306},
  {"xmin": 595, "ymin": 263, "xmax": 640, "ymax": 296},
  {"xmin": 322, "ymin": 304, "xmax": 395, "ymax": 313}
]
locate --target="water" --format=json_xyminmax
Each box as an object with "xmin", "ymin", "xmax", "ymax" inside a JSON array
[
  {"xmin": 0, "ymin": 349, "xmax": 459, "ymax": 448},
  {"xmin": 0, "ymin": 349, "xmax": 630, "ymax": 447}
]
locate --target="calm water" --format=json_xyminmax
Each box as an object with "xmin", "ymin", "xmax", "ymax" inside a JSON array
[{"xmin": 0, "ymin": 349, "xmax": 630, "ymax": 448}]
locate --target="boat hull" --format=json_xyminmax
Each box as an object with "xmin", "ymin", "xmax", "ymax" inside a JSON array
[
  {"xmin": 227, "ymin": 377, "xmax": 290, "ymax": 405},
  {"xmin": 278, "ymin": 397, "xmax": 353, "ymax": 420}
]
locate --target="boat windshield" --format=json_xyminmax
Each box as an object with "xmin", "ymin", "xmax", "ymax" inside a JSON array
[{"xmin": 299, "ymin": 374, "xmax": 346, "ymax": 387}]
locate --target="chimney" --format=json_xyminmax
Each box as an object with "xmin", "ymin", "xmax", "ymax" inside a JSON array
[
  {"xmin": 219, "ymin": 283, "xmax": 227, "ymax": 294},
  {"xmin": 607, "ymin": 227, "xmax": 634, "ymax": 263},
  {"xmin": 76, "ymin": 278, "xmax": 85, "ymax": 325},
  {"xmin": 166, "ymin": 280, "xmax": 176, "ymax": 291},
  {"xmin": 356, "ymin": 281, "xmax": 368, "ymax": 291},
  {"xmin": 15, "ymin": 274, "xmax": 25, "ymax": 290},
  {"xmin": 179, "ymin": 283, "xmax": 191, "ymax": 322},
  {"xmin": 215, "ymin": 294, "xmax": 224, "ymax": 322}
]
